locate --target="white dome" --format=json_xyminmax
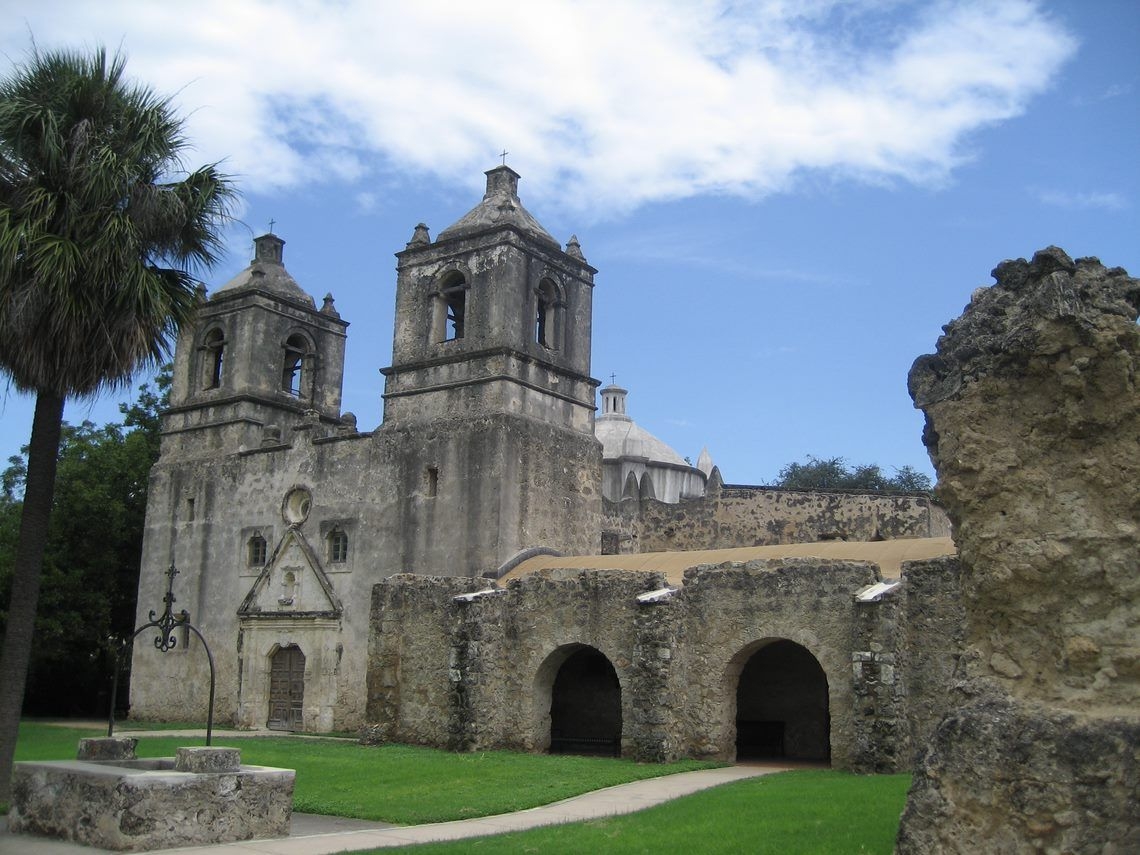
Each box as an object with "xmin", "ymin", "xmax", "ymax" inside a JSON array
[
  {"xmin": 595, "ymin": 417, "xmax": 689, "ymax": 467},
  {"xmin": 595, "ymin": 385, "xmax": 688, "ymax": 467}
]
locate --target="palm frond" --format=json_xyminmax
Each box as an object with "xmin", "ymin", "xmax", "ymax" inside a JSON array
[{"xmin": 0, "ymin": 45, "xmax": 239, "ymax": 397}]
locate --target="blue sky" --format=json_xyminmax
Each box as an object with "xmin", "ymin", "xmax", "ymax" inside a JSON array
[{"xmin": 1, "ymin": 0, "xmax": 1137, "ymax": 484}]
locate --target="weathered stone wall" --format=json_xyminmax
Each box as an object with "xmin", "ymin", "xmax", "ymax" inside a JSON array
[
  {"xmin": 604, "ymin": 481, "xmax": 950, "ymax": 555},
  {"xmin": 898, "ymin": 248, "xmax": 1140, "ymax": 853},
  {"xmin": 365, "ymin": 575, "xmax": 483, "ymax": 746},
  {"xmin": 898, "ymin": 556, "xmax": 964, "ymax": 763},
  {"xmin": 669, "ymin": 559, "xmax": 879, "ymax": 770},
  {"xmin": 365, "ymin": 556, "xmax": 965, "ymax": 771}
]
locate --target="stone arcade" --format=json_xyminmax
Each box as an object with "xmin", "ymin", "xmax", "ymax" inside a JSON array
[{"xmin": 130, "ymin": 167, "xmax": 954, "ymax": 771}]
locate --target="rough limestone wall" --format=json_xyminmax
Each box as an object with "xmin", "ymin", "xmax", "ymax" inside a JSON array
[
  {"xmin": 365, "ymin": 569, "xmax": 668, "ymax": 757},
  {"xmin": 898, "ymin": 556, "xmax": 964, "ymax": 764},
  {"xmin": 604, "ymin": 486, "xmax": 950, "ymax": 554},
  {"xmin": 364, "ymin": 575, "xmax": 483, "ymax": 746},
  {"xmin": 897, "ymin": 248, "xmax": 1140, "ymax": 854},
  {"xmin": 669, "ymin": 559, "xmax": 880, "ymax": 769},
  {"xmin": 851, "ymin": 587, "xmax": 910, "ymax": 773},
  {"xmin": 468, "ymin": 570, "xmax": 664, "ymax": 757}
]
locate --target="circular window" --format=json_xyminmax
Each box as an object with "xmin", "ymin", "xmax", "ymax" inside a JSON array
[{"xmin": 282, "ymin": 487, "xmax": 312, "ymax": 525}]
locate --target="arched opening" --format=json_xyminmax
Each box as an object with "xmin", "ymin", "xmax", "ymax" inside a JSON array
[
  {"xmin": 542, "ymin": 645, "xmax": 621, "ymax": 756},
  {"xmin": 534, "ymin": 278, "xmax": 562, "ymax": 350},
  {"xmin": 201, "ymin": 327, "xmax": 226, "ymax": 389},
  {"xmin": 734, "ymin": 639, "xmax": 830, "ymax": 762},
  {"xmin": 432, "ymin": 272, "xmax": 467, "ymax": 342},
  {"xmin": 282, "ymin": 334, "xmax": 311, "ymax": 397},
  {"xmin": 268, "ymin": 644, "xmax": 305, "ymax": 730}
]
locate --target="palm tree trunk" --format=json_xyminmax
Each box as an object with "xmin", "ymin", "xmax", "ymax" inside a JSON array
[{"xmin": 0, "ymin": 390, "xmax": 65, "ymax": 802}]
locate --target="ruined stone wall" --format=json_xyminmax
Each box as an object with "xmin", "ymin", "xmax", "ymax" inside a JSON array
[
  {"xmin": 365, "ymin": 556, "xmax": 961, "ymax": 772},
  {"xmin": 898, "ymin": 555, "xmax": 964, "ymax": 764},
  {"xmin": 669, "ymin": 560, "xmax": 879, "ymax": 770},
  {"xmin": 365, "ymin": 575, "xmax": 483, "ymax": 746},
  {"xmin": 898, "ymin": 248, "xmax": 1140, "ymax": 854},
  {"xmin": 603, "ymin": 483, "xmax": 950, "ymax": 555}
]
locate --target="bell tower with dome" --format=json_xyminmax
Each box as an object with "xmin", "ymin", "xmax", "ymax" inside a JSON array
[
  {"xmin": 381, "ymin": 166, "xmax": 603, "ymax": 573},
  {"xmin": 161, "ymin": 233, "xmax": 349, "ymax": 458}
]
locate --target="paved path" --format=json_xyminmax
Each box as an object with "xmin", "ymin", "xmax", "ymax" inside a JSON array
[{"xmin": 1, "ymin": 763, "xmax": 789, "ymax": 854}]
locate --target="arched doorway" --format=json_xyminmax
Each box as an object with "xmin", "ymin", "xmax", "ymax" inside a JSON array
[
  {"xmin": 547, "ymin": 646, "xmax": 622, "ymax": 756},
  {"xmin": 735, "ymin": 639, "xmax": 830, "ymax": 761},
  {"xmin": 268, "ymin": 645, "xmax": 305, "ymax": 730}
]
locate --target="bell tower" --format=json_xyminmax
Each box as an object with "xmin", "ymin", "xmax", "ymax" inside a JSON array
[
  {"xmin": 381, "ymin": 167, "xmax": 602, "ymax": 574},
  {"xmin": 162, "ymin": 233, "xmax": 349, "ymax": 458},
  {"xmin": 382, "ymin": 166, "xmax": 597, "ymax": 432}
]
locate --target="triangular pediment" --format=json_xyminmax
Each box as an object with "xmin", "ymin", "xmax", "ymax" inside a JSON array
[{"xmin": 238, "ymin": 527, "xmax": 343, "ymax": 619}]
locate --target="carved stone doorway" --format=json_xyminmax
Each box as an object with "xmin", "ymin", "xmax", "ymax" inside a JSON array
[{"xmin": 268, "ymin": 645, "xmax": 305, "ymax": 730}]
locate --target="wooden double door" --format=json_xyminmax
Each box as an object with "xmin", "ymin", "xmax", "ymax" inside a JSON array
[{"xmin": 268, "ymin": 645, "xmax": 305, "ymax": 730}]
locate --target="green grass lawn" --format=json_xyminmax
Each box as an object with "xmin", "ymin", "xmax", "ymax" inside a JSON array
[
  {"xmin": 376, "ymin": 770, "xmax": 912, "ymax": 855},
  {"xmin": 10, "ymin": 722, "xmax": 911, "ymax": 852},
  {"xmin": 11, "ymin": 721, "xmax": 719, "ymax": 824}
]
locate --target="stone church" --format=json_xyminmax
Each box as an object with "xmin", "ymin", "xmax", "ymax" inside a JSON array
[{"xmin": 131, "ymin": 167, "xmax": 956, "ymax": 770}]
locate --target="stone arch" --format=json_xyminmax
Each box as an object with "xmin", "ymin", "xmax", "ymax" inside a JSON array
[
  {"xmin": 431, "ymin": 268, "xmax": 469, "ymax": 342},
  {"xmin": 281, "ymin": 331, "xmax": 315, "ymax": 398},
  {"xmin": 727, "ymin": 638, "xmax": 830, "ymax": 762},
  {"xmin": 533, "ymin": 275, "xmax": 565, "ymax": 351},
  {"xmin": 532, "ymin": 643, "xmax": 622, "ymax": 756},
  {"xmin": 199, "ymin": 326, "xmax": 227, "ymax": 390},
  {"xmin": 267, "ymin": 643, "xmax": 306, "ymax": 731}
]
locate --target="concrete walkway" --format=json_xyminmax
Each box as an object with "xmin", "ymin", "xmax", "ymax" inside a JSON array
[{"xmin": 1, "ymin": 763, "xmax": 790, "ymax": 854}]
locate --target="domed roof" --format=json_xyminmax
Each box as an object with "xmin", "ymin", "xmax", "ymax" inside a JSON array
[
  {"xmin": 595, "ymin": 384, "xmax": 689, "ymax": 467},
  {"xmin": 437, "ymin": 166, "xmax": 558, "ymax": 247},
  {"xmin": 214, "ymin": 233, "xmax": 314, "ymax": 307}
]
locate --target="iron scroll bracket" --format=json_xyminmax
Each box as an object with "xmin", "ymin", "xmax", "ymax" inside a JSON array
[{"xmin": 107, "ymin": 564, "xmax": 217, "ymax": 745}]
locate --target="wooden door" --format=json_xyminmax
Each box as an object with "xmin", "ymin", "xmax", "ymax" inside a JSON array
[{"xmin": 268, "ymin": 646, "xmax": 305, "ymax": 730}]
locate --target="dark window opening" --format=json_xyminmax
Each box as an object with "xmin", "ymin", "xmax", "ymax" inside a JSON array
[
  {"xmin": 248, "ymin": 534, "xmax": 267, "ymax": 567},
  {"xmin": 601, "ymin": 531, "xmax": 620, "ymax": 555},
  {"xmin": 432, "ymin": 274, "xmax": 468, "ymax": 343},
  {"xmin": 535, "ymin": 279, "xmax": 561, "ymax": 350},
  {"xmin": 328, "ymin": 527, "xmax": 349, "ymax": 563},
  {"xmin": 549, "ymin": 647, "xmax": 621, "ymax": 757},
  {"xmin": 425, "ymin": 466, "xmax": 439, "ymax": 498},
  {"xmin": 282, "ymin": 334, "xmax": 309, "ymax": 397},
  {"xmin": 203, "ymin": 328, "xmax": 226, "ymax": 389}
]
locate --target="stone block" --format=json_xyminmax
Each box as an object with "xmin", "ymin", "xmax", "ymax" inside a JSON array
[
  {"xmin": 8, "ymin": 757, "xmax": 294, "ymax": 852},
  {"xmin": 174, "ymin": 746, "xmax": 241, "ymax": 773},
  {"xmin": 77, "ymin": 737, "xmax": 137, "ymax": 761}
]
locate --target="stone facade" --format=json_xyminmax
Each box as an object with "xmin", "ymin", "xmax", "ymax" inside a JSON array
[
  {"xmin": 897, "ymin": 249, "xmax": 1140, "ymax": 853},
  {"xmin": 364, "ymin": 554, "xmax": 964, "ymax": 772},
  {"xmin": 130, "ymin": 167, "xmax": 955, "ymax": 749}
]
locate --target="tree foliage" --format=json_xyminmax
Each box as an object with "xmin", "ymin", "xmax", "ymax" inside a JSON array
[
  {"xmin": 772, "ymin": 455, "xmax": 933, "ymax": 494},
  {"xmin": 0, "ymin": 45, "xmax": 234, "ymax": 798},
  {"xmin": 0, "ymin": 372, "xmax": 168, "ymax": 715}
]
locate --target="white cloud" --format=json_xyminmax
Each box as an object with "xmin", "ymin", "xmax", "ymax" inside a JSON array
[
  {"xmin": 1034, "ymin": 189, "xmax": 1127, "ymax": 211},
  {"xmin": 2, "ymin": 0, "xmax": 1076, "ymax": 215}
]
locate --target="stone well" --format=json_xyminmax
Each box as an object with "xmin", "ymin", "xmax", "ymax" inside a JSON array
[{"xmin": 8, "ymin": 740, "xmax": 294, "ymax": 852}]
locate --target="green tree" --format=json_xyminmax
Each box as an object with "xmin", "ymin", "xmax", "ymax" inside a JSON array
[
  {"xmin": 0, "ymin": 372, "xmax": 169, "ymax": 715},
  {"xmin": 0, "ymin": 46, "xmax": 234, "ymax": 798},
  {"xmin": 772, "ymin": 455, "xmax": 933, "ymax": 493}
]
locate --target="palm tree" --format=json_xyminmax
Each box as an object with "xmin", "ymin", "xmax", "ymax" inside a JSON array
[{"xmin": 0, "ymin": 46, "xmax": 235, "ymax": 799}]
